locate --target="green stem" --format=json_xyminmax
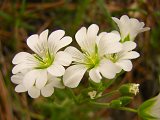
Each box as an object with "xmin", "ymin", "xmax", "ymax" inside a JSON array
[
  {"xmin": 94, "ymin": 90, "xmax": 119, "ymax": 100},
  {"xmin": 66, "ymin": 88, "xmax": 78, "ymax": 104},
  {"xmin": 97, "ymin": 0, "xmax": 116, "ymax": 29},
  {"xmin": 105, "ymin": 71, "xmax": 125, "ymax": 89},
  {"xmin": 90, "ymin": 101, "xmax": 110, "ymax": 107},
  {"xmin": 90, "ymin": 101, "xmax": 137, "ymax": 113},
  {"xmin": 105, "ymin": 78, "xmax": 116, "ymax": 88},
  {"xmin": 117, "ymin": 107, "xmax": 137, "ymax": 113}
]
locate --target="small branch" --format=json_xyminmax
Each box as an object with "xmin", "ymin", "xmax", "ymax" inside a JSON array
[
  {"xmin": 94, "ymin": 90, "xmax": 119, "ymax": 100},
  {"xmin": 0, "ymin": 71, "xmax": 13, "ymax": 120},
  {"xmin": 89, "ymin": 101, "xmax": 137, "ymax": 113},
  {"xmin": 117, "ymin": 107, "xmax": 137, "ymax": 113},
  {"xmin": 66, "ymin": 88, "xmax": 78, "ymax": 104},
  {"xmin": 97, "ymin": 0, "xmax": 117, "ymax": 29},
  {"xmin": 89, "ymin": 101, "xmax": 110, "ymax": 107},
  {"xmin": 105, "ymin": 71, "xmax": 125, "ymax": 89}
]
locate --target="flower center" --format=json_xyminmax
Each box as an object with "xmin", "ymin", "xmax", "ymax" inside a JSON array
[
  {"xmin": 85, "ymin": 53, "xmax": 100, "ymax": 69},
  {"xmin": 34, "ymin": 50, "xmax": 54, "ymax": 69},
  {"xmin": 84, "ymin": 45, "xmax": 100, "ymax": 69},
  {"xmin": 106, "ymin": 53, "xmax": 119, "ymax": 63}
]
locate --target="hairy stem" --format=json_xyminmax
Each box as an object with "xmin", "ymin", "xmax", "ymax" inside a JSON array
[
  {"xmin": 94, "ymin": 90, "xmax": 119, "ymax": 100},
  {"xmin": 90, "ymin": 101, "xmax": 137, "ymax": 113}
]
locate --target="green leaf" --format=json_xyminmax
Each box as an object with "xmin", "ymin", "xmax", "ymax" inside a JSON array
[{"xmin": 0, "ymin": 11, "xmax": 13, "ymax": 22}]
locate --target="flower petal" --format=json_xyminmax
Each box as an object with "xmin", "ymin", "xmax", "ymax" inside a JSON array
[
  {"xmin": 23, "ymin": 70, "xmax": 39, "ymax": 89},
  {"xmin": 112, "ymin": 17, "xmax": 122, "ymax": 26},
  {"xmin": 122, "ymin": 41, "xmax": 137, "ymax": 51},
  {"xmin": 35, "ymin": 70, "xmax": 47, "ymax": 89},
  {"xmin": 63, "ymin": 64, "xmax": 87, "ymax": 88},
  {"xmin": 47, "ymin": 64, "xmax": 65, "ymax": 77},
  {"xmin": 65, "ymin": 46, "xmax": 84, "ymax": 62},
  {"xmin": 120, "ymin": 51, "xmax": 140, "ymax": 60},
  {"xmin": 139, "ymin": 27, "xmax": 150, "ymax": 33},
  {"xmin": 48, "ymin": 30, "xmax": 65, "ymax": 43},
  {"xmin": 116, "ymin": 60, "xmax": 132, "ymax": 71},
  {"xmin": 101, "ymin": 32, "xmax": 121, "ymax": 43},
  {"xmin": 87, "ymin": 24, "xmax": 99, "ymax": 40},
  {"xmin": 98, "ymin": 33, "xmax": 122, "ymax": 55},
  {"xmin": 111, "ymin": 30, "xmax": 120, "ymax": 35},
  {"xmin": 105, "ymin": 42, "xmax": 122, "ymax": 54},
  {"xmin": 48, "ymin": 30, "xmax": 65, "ymax": 54},
  {"xmin": 96, "ymin": 32, "xmax": 107, "ymax": 45},
  {"xmin": 55, "ymin": 36, "xmax": 72, "ymax": 52},
  {"xmin": 120, "ymin": 15, "xmax": 130, "ymax": 23},
  {"xmin": 26, "ymin": 34, "xmax": 40, "ymax": 54},
  {"xmin": 75, "ymin": 27, "xmax": 87, "ymax": 49},
  {"xmin": 12, "ymin": 52, "xmax": 35, "ymax": 64},
  {"xmin": 11, "ymin": 73, "xmax": 23, "ymax": 84},
  {"xmin": 41, "ymin": 84, "xmax": 54, "ymax": 97},
  {"xmin": 100, "ymin": 60, "xmax": 121, "ymax": 79},
  {"xmin": 12, "ymin": 63, "xmax": 34, "ymax": 74},
  {"xmin": 87, "ymin": 24, "xmax": 99, "ymax": 51},
  {"xmin": 28, "ymin": 87, "xmax": 40, "ymax": 98},
  {"xmin": 49, "ymin": 77, "xmax": 64, "ymax": 89},
  {"xmin": 89, "ymin": 68, "xmax": 102, "ymax": 83},
  {"xmin": 55, "ymin": 51, "xmax": 72, "ymax": 66},
  {"xmin": 39, "ymin": 29, "xmax": 48, "ymax": 43},
  {"xmin": 15, "ymin": 84, "xmax": 27, "ymax": 92}
]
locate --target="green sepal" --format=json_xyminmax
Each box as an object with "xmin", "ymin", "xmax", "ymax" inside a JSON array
[
  {"xmin": 119, "ymin": 84, "xmax": 132, "ymax": 96},
  {"xmin": 121, "ymin": 34, "xmax": 130, "ymax": 43},
  {"xmin": 138, "ymin": 98, "xmax": 157, "ymax": 120},
  {"xmin": 89, "ymin": 79, "xmax": 105, "ymax": 91},
  {"xmin": 118, "ymin": 96, "xmax": 133, "ymax": 106},
  {"xmin": 77, "ymin": 87, "xmax": 94, "ymax": 101},
  {"xmin": 109, "ymin": 100, "xmax": 122, "ymax": 108},
  {"xmin": 118, "ymin": 83, "xmax": 138, "ymax": 96},
  {"xmin": 76, "ymin": 87, "xmax": 99, "ymax": 103}
]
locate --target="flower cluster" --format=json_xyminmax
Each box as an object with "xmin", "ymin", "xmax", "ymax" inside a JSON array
[
  {"xmin": 11, "ymin": 30, "xmax": 72, "ymax": 98},
  {"xmin": 11, "ymin": 15, "xmax": 150, "ymax": 98}
]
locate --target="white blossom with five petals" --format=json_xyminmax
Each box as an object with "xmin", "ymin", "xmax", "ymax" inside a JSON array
[
  {"xmin": 105, "ymin": 39, "xmax": 140, "ymax": 72},
  {"xmin": 11, "ymin": 29, "xmax": 72, "ymax": 98},
  {"xmin": 63, "ymin": 24, "xmax": 123, "ymax": 88},
  {"xmin": 112, "ymin": 15, "xmax": 150, "ymax": 41}
]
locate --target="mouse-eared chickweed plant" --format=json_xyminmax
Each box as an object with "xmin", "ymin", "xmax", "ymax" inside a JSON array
[{"xmin": 11, "ymin": 15, "xmax": 159, "ymax": 120}]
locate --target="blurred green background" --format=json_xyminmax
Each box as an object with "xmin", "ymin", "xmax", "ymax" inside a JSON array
[{"xmin": 0, "ymin": 0, "xmax": 160, "ymax": 120}]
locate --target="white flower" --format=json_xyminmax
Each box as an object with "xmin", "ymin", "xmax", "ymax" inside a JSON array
[
  {"xmin": 11, "ymin": 71, "xmax": 64, "ymax": 98},
  {"xmin": 129, "ymin": 84, "xmax": 139, "ymax": 95},
  {"xmin": 138, "ymin": 93, "xmax": 160, "ymax": 120},
  {"xmin": 88, "ymin": 91, "xmax": 97, "ymax": 99},
  {"xmin": 112, "ymin": 15, "xmax": 150, "ymax": 41},
  {"xmin": 106, "ymin": 39, "xmax": 140, "ymax": 72},
  {"xmin": 63, "ymin": 24, "xmax": 122, "ymax": 88},
  {"xmin": 12, "ymin": 29, "xmax": 72, "ymax": 98}
]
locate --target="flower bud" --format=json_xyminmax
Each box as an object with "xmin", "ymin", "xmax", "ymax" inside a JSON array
[
  {"xmin": 88, "ymin": 91, "xmax": 97, "ymax": 99},
  {"xmin": 138, "ymin": 93, "xmax": 160, "ymax": 120},
  {"xmin": 119, "ymin": 83, "xmax": 139, "ymax": 96},
  {"xmin": 119, "ymin": 96, "xmax": 133, "ymax": 106},
  {"xmin": 110, "ymin": 100, "xmax": 122, "ymax": 108}
]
